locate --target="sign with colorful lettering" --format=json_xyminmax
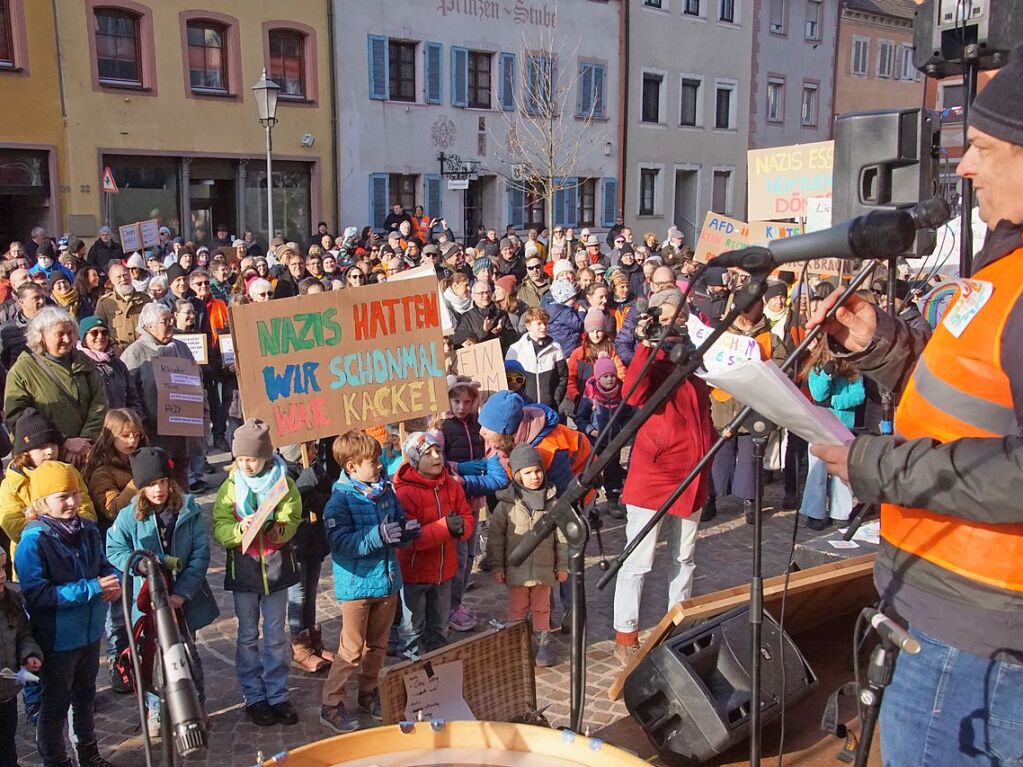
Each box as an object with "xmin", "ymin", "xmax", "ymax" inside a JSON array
[
  {"xmin": 453, "ymin": 338, "xmax": 508, "ymax": 404},
  {"xmin": 154, "ymin": 357, "xmax": 205, "ymax": 437},
  {"xmin": 229, "ymin": 277, "xmax": 448, "ymax": 447},
  {"xmin": 694, "ymin": 212, "xmax": 802, "ymax": 264},
  {"xmin": 747, "ymin": 141, "xmax": 834, "ymax": 221}
]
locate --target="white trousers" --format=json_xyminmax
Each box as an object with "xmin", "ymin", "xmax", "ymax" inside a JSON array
[{"xmin": 612, "ymin": 504, "xmax": 702, "ymax": 633}]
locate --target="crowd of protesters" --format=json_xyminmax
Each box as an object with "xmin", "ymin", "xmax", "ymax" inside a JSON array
[{"xmin": 0, "ymin": 207, "xmax": 934, "ymax": 762}]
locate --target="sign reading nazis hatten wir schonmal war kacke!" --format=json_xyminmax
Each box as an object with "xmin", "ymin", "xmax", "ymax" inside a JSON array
[{"xmin": 229, "ymin": 276, "xmax": 448, "ymax": 447}]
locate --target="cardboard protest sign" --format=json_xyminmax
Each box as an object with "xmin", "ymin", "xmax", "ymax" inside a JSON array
[
  {"xmin": 453, "ymin": 339, "xmax": 508, "ymax": 404},
  {"xmin": 804, "ymin": 196, "xmax": 832, "ymax": 233},
  {"xmin": 176, "ymin": 333, "xmax": 209, "ymax": 365},
  {"xmin": 694, "ymin": 212, "xmax": 802, "ymax": 264},
  {"xmin": 219, "ymin": 334, "xmax": 235, "ymax": 366},
  {"xmin": 154, "ymin": 356, "xmax": 205, "ymax": 437},
  {"xmin": 389, "ymin": 264, "xmax": 455, "ymax": 334},
  {"xmin": 747, "ymin": 140, "xmax": 833, "ymax": 221},
  {"xmin": 139, "ymin": 219, "xmax": 160, "ymax": 248},
  {"xmin": 229, "ymin": 276, "xmax": 448, "ymax": 447},
  {"xmin": 240, "ymin": 472, "xmax": 291, "ymax": 553},
  {"xmin": 119, "ymin": 223, "xmax": 142, "ymax": 253}
]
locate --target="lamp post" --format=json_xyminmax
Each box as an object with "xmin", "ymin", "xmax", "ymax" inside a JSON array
[{"xmin": 251, "ymin": 69, "xmax": 280, "ymax": 247}]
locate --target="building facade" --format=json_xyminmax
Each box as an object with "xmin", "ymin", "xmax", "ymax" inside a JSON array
[
  {"xmin": 832, "ymin": 0, "xmax": 923, "ymax": 117},
  {"xmin": 335, "ymin": 1, "xmax": 621, "ymax": 240},
  {"xmin": 624, "ymin": 0, "xmax": 753, "ymax": 244},
  {"xmin": 0, "ymin": 0, "xmax": 336, "ymax": 249},
  {"xmin": 749, "ymin": 0, "xmax": 838, "ymax": 149}
]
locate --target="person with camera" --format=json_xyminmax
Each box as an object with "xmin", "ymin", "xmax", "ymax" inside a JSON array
[{"xmin": 612, "ymin": 288, "xmax": 715, "ymax": 665}]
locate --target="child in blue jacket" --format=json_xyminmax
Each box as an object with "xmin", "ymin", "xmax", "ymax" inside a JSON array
[
  {"xmin": 15, "ymin": 461, "xmax": 121, "ymax": 767},
  {"xmin": 574, "ymin": 356, "xmax": 633, "ymax": 516},
  {"xmin": 319, "ymin": 430, "xmax": 419, "ymax": 734}
]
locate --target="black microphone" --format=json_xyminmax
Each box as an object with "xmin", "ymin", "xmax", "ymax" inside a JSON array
[
  {"xmin": 137, "ymin": 556, "xmax": 207, "ymax": 755},
  {"xmin": 712, "ymin": 198, "xmax": 952, "ymax": 271},
  {"xmin": 863, "ymin": 607, "xmax": 921, "ymax": 654}
]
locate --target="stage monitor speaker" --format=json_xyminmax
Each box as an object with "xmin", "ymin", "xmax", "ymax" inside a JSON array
[
  {"xmin": 913, "ymin": 0, "xmax": 1021, "ymax": 78},
  {"xmin": 623, "ymin": 606, "xmax": 816, "ymax": 767},
  {"xmin": 833, "ymin": 108, "xmax": 941, "ymax": 259}
]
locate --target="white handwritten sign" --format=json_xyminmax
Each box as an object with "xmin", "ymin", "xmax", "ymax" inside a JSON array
[
  {"xmin": 454, "ymin": 338, "xmax": 508, "ymax": 404},
  {"xmin": 139, "ymin": 218, "xmax": 161, "ymax": 249},
  {"xmin": 219, "ymin": 334, "xmax": 235, "ymax": 367},
  {"xmin": 403, "ymin": 660, "xmax": 476, "ymax": 722},
  {"xmin": 175, "ymin": 333, "xmax": 209, "ymax": 365},
  {"xmin": 119, "ymin": 223, "xmax": 142, "ymax": 254}
]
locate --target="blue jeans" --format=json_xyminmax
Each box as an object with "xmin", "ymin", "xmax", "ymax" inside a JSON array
[
  {"xmin": 799, "ymin": 450, "xmax": 853, "ymax": 521},
  {"xmin": 232, "ymin": 590, "xmax": 290, "ymax": 706},
  {"xmin": 449, "ymin": 512, "xmax": 480, "ymax": 612},
  {"xmin": 36, "ymin": 640, "xmax": 100, "ymax": 767},
  {"xmin": 105, "ymin": 599, "xmax": 127, "ymax": 664},
  {"xmin": 287, "ymin": 556, "xmax": 323, "ymax": 636},
  {"xmin": 880, "ymin": 625, "xmax": 1023, "ymax": 766},
  {"xmin": 400, "ymin": 581, "xmax": 452, "ymax": 656}
]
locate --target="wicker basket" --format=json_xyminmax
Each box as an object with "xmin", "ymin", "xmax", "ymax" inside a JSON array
[{"xmin": 379, "ymin": 620, "xmax": 536, "ymax": 724}]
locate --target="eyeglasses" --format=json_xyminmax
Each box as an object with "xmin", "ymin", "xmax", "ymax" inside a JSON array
[
  {"xmin": 472, "ymin": 290, "xmax": 492, "ymax": 297},
  {"xmin": 88, "ymin": 328, "xmax": 109, "ymax": 337},
  {"xmin": 527, "ymin": 265, "xmax": 542, "ymax": 271},
  {"xmin": 254, "ymin": 291, "xmax": 272, "ymax": 298},
  {"xmin": 507, "ymin": 373, "xmax": 526, "ymax": 385},
  {"xmin": 349, "ymin": 274, "xmax": 365, "ymax": 282},
  {"xmin": 192, "ymin": 280, "xmax": 209, "ymax": 287}
]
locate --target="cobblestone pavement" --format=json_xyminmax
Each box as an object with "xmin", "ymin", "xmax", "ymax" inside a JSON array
[{"xmin": 14, "ymin": 454, "xmax": 829, "ymax": 766}]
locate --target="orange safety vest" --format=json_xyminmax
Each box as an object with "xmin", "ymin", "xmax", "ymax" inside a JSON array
[{"xmin": 882, "ymin": 250, "xmax": 1023, "ymax": 591}]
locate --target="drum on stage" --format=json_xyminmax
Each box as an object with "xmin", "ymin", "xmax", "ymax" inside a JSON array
[{"xmin": 268, "ymin": 721, "xmax": 649, "ymax": 767}]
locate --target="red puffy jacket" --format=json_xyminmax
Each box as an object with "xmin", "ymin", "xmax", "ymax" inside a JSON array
[
  {"xmin": 621, "ymin": 343, "xmax": 714, "ymax": 517},
  {"xmin": 393, "ymin": 464, "xmax": 475, "ymax": 585}
]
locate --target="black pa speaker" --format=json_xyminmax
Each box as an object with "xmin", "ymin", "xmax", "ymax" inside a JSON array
[
  {"xmin": 623, "ymin": 606, "xmax": 816, "ymax": 766},
  {"xmin": 833, "ymin": 108, "xmax": 941, "ymax": 258},
  {"xmin": 913, "ymin": 0, "xmax": 1021, "ymax": 78}
]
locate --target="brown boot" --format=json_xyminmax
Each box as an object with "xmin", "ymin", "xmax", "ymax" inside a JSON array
[
  {"xmin": 292, "ymin": 630, "xmax": 330, "ymax": 673},
  {"xmin": 309, "ymin": 625, "xmax": 334, "ymax": 663}
]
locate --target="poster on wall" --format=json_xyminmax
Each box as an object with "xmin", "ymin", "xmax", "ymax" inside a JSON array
[
  {"xmin": 229, "ymin": 276, "xmax": 448, "ymax": 447},
  {"xmin": 747, "ymin": 141, "xmax": 834, "ymax": 221}
]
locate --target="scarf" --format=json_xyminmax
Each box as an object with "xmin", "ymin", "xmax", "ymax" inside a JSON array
[
  {"xmin": 764, "ymin": 304, "xmax": 788, "ymax": 328},
  {"xmin": 518, "ymin": 486, "xmax": 549, "ymax": 514},
  {"xmin": 444, "ymin": 286, "xmax": 472, "ymax": 315},
  {"xmin": 234, "ymin": 454, "xmax": 287, "ymax": 520},
  {"xmin": 40, "ymin": 515, "xmax": 84, "ymax": 547},
  {"xmin": 584, "ymin": 375, "xmax": 622, "ymax": 408},
  {"xmin": 77, "ymin": 343, "xmax": 111, "ymax": 365},
  {"xmin": 347, "ymin": 473, "xmax": 389, "ymax": 502}
]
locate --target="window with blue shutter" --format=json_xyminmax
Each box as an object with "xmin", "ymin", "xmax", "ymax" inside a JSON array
[
  {"xmin": 369, "ymin": 173, "xmax": 389, "ymax": 230},
  {"xmin": 525, "ymin": 55, "xmax": 554, "ymax": 115},
  {"xmin": 506, "ymin": 183, "xmax": 525, "ymax": 228},
  {"xmin": 564, "ymin": 178, "xmax": 579, "ymax": 227},
  {"xmin": 553, "ymin": 178, "xmax": 566, "ymax": 227},
  {"xmin": 578, "ymin": 64, "xmax": 594, "ymax": 117},
  {"xmin": 451, "ymin": 46, "xmax": 468, "ymax": 108},
  {"xmin": 424, "ymin": 42, "xmax": 442, "ymax": 104},
  {"xmin": 499, "ymin": 52, "xmax": 516, "ymax": 111},
  {"xmin": 601, "ymin": 177, "xmax": 618, "ymax": 228},
  {"xmin": 592, "ymin": 64, "xmax": 606, "ymax": 118},
  {"xmin": 425, "ymin": 174, "xmax": 443, "ymax": 219},
  {"xmin": 368, "ymin": 35, "xmax": 388, "ymax": 101}
]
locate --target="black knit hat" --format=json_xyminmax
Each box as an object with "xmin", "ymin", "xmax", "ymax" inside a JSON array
[
  {"xmin": 970, "ymin": 45, "xmax": 1023, "ymax": 146},
  {"xmin": 165, "ymin": 264, "xmax": 187, "ymax": 285},
  {"xmin": 130, "ymin": 446, "xmax": 173, "ymax": 488},
  {"xmin": 13, "ymin": 408, "xmax": 64, "ymax": 455}
]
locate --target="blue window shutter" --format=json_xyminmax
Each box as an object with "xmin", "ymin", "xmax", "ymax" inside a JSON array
[
  {"xmin": 506, "ymin": 183, "xmax": 525, "ymax": 228},
  {"xmin": 499, "ymin": 52, "xmax": 516, "ymax": 111},
  {"xmin": 368, "ymin": 35, "xmax": 388, "ymax": 101},
  {"xmin": 564, "ymin": 178, "xmax": 579, "ymax": 228},
  {"xmin": 593, "ymin": 64, "xmax": 606, "ymax": 118},
  {"xmin": 553, "ymin": 179, "xmax": 566, "ymax": 228},
  {"xmin": 424, "ymin": 42, "xmax": 442, "ymax": 104},
  {"xmin": 601, "ymin": 177, "xmax": 618, "ymax": 228},
  {"xmin": 425, "ymin": 174, "xmax": 443, "ymax": 219},
  {"xmin": 369, "ymin": 173, "xmax": 389, "ymax": 230},
  {"xmin": 548, "ymin": 58, "xmax": 557, "ymax": 111},
  {"xmin": 525, "ymin": 56, "xmax": 538, "ymax": 114},
  {"xmin": 451, "ymin": 46, "xmax": 468, "ymax": 108},
  {"xmin": 578, "ymin": 64, "xmax": 593, "ymax": 117}
]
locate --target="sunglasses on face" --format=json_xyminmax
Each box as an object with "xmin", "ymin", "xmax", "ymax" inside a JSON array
[
  {"xmin": 507, "ymin": 373, "xmax": 526, "ymax": 385},
  {"xmin": 349, "ymin": 274, "xmax": 365, "ymax": 281},
  {"xmin": 527, "ymin": 265, "xmax": 542, "ymax": 271}
]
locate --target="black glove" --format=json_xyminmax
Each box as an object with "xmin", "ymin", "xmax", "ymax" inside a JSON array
[
  {"xmin": 822, "ymin": 361, "xmax": 837, "ymax": 376},
  {"xmin": 445, "ymin": 510, "xmax": 465, "ymax": 539}
]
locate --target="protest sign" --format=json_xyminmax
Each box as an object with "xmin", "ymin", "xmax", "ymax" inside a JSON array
[
  {"xmin": 694, "ymin": 212, "xmax": 802, "ymax": 264},
  {"xmin": 805, "ymin": 196, "xmax": 832, "ymax": 233},
  {"xmin": 389, "ymin": 264, "xmax": 455, "ymax": 334},
  {"xmin": 219, "ymin": 334, "xmax": 235, "ymax": 366},
  {"xmin": 118, "ymin": 223, "xmax": 142, "ymax": 253},
  {"xmin": 154, "ymin": 356, "xmax": 205, "ymax": 437},
  {"xmin": 747, "ymin": 140, "xmax": 833, "ymax": 221},
  {"xmin": 176, "ymin": 333, "xmax": 209, "ymax": 365},
  {"xmin": 240, "ymin": 472, "xmax": 291, "ymax": 554},
  {"xmin": 229, "ymin": 276, "xmax": 448, "ymax": 447},
  {"xmin": 138, "ymin": 219, "xmax": 160, "ymax": 248},
  {"xmin": 453, "ymin": 339, "xmax": 508, "ymax": 404}
]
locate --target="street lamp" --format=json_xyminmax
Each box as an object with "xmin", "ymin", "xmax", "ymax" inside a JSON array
[{"xmin": 251, "ymin": 69, "xmax": 280, "ymax": 246}]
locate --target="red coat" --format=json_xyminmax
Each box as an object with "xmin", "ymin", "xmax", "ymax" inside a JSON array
[
  {"xmin": 621, "ymin": 343, "xmax": 714, "ymax": 517},
  {"xmin": 393, "ymin": 464, "xmax": 475, "ymax": 585}
]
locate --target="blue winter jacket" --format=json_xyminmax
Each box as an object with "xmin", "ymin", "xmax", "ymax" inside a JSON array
[
  {"xmin": 808, "ymin": 367, "xmax": 866, "ymax": 429},
  {"xmin": 106, "ymin": 494, "xmax": 220, "ymax": 632},
  {"xmin": 546, "ymin": 302, "xmax": 585, "ymax": 357},
  {"xmin": 323, "ymin": 473, "xmax": 407, "ymax": 601},
  {"xmin": 15, "ymin": 518, "xmax": 120, "ymax": 653},
  {"xmin": 574, "ymin": 389, "xmax": 634, "ymax": 451},
  {"xmin": 615, "ymin": 304, "xmax": 640, "ymax": 366}
]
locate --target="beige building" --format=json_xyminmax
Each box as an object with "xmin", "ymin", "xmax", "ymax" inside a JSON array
[
  {"xmin": 0, "ymin": 0, "xmax": 337, "ymax": 250},
  {"xmin": 832, "ymin": 0, "xmax": 924, "ymax": 117}
]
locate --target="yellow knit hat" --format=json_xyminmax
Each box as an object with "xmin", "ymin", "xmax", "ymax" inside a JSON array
[{"xmin": 28, "ymin": 461, "xmax": 79, "ymax": 500}]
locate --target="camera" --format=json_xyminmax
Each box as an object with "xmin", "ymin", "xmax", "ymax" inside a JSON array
[{"xmin": 638, "ymin": 306, "xmax": 663, "ymax": 341}]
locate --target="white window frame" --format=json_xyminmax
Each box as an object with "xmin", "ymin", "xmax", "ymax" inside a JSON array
[
  {"xmin": 801, "ymin": 81, "xmax": 818, "ymax": 127},
  {"xmin": 896, "ymin": 43, "xmax": 915, "ymax": 80},
  {"xmin": 640, "ymin": 67, "xmax": 668, "ymax": 126},
  {"xmin": 718, "ymin": 0, "xmax": 740, "ymax": 25},
  {"xmin": 710, "ymin": 165, "xmax": 735, "ymax": 216},
  {"xmin": 851, "ymin": 35, "xmax": 870, "ymax": 77},
  {"xmin": 768, "ymin": 0, "xmax": 787, "ymax": 34},
  {"xmin": 713, "ymin": 78, "xmax": 738, "ymax": 131},
  {"xmin": 682, "ymin": 0, "xmax": 704, "ymax": 18},
  {"xmin": 637, "ymin": 163, "xmax": 666, "ymax": 217},
  {"xmin": 642, "ymin": 0, "xmax": 668, "ymax": 10},
  {"xmin": 804, "ymin": 0, "xmax": 822, "ymax": 40},
  {"xmin": 877, "ymin": 39, "xmax": 894, "ymax": 79},
  {"xmin": 767, "ymin": 77, "xmax": 785, "ymax": 123},
  {"xmin": 679, "ymin": 73, "xmax": 704, "ymax": 128}
]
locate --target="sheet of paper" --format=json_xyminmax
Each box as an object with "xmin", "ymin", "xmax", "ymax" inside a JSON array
[
  {"xmin": 828, "ymin": 539, "xmax": 860, "ymax": 550},
  {"xmin": 850, "ymin": 519, "xmax": 880, "ymax": 545},
  {"xmin": 403, "ymin": 660, "xmax": 476, "ymax": 722}
]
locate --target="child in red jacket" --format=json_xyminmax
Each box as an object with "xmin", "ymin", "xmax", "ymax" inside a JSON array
[{"xmin": 393, "ymin": 433, "xmax": 475, "ymax": 659}]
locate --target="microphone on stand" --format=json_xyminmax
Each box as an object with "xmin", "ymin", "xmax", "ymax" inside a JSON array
[
  {"xmin": 712, "ymin": 198, "xmax": 952, "ymax": 271},
  {"xmin": 136, "ymin": 556, "xmax": 207, "ymax": 756},
  {"xmin": 863, "ymin": 607, "xmax": 921, "ymax": 654}
]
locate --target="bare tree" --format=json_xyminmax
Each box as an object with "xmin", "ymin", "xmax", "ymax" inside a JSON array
[{"xmin": 486, "ymin": 1, "xmax": 607, "ymax": 229}]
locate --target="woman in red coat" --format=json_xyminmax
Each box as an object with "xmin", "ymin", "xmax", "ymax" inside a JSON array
[{"xmin": 612, "ymin": 289, "xmax": 714, "ymax": 665}]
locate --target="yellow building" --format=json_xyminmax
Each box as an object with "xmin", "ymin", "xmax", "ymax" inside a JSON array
[{"xmin": 0, "ymin": 0, "xmax": 336, "ymax": 250}]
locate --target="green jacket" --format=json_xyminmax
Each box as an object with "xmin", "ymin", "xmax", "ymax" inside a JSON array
[
  {"xmin": 4, "ymin": 350, "xmax": 107, "ymax": 441},
  {"xmin": 486, "ymin": 484, "xmax": 567, "ymax": 588},
  {"xmin": 212, "ymin": 468, "xmax": 302, "ymax": 594}
]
